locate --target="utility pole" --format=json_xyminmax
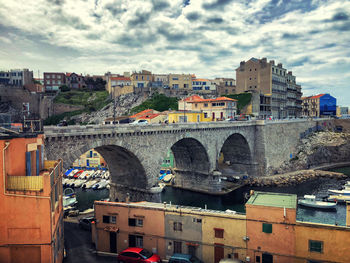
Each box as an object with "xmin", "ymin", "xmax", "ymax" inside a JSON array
[{"xmin": 113, "ymin": 86, "xmax": 116, "ymax": 124}]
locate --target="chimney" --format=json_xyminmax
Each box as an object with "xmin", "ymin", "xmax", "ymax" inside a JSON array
[
  {"xmin": 240, "ymin": 61, "xmax": 245, "ymax": 66},
  {"xmin": 277, "ymin": 63, "xmax": 282, "ymax": 68},
  {"xmin": 269, "ymin": 60, "xmax": 275, "ymax": 65},
  {"xmin": 262, "ymin": 57, "xmax": 267, "ymax": 63},
  {"xmin": 288, "ymin": 71, "xmax": 292, "ymax": 75}
]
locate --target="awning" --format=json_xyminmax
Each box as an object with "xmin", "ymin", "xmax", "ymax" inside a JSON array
[{"xmin": 104, "ymin": 226, "xmax": 119, "ymax": 232}]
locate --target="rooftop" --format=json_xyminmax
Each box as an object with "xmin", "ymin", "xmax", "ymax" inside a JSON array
[{"xmin": 246, "ymin": 191, "xmax": 297, "ymax": 209}]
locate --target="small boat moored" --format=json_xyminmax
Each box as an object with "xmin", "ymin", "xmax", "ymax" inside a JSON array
[
  {"xmin": 327, "ymin": 194, "xmax": 350, "ymax": 203},
  {"xmin": 298, "ymin": 195, "xmax": 337, "ymax": 209}
]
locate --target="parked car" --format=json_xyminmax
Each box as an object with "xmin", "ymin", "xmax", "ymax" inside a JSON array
[
  {"xmin": 117, "ymin": 247, "xmax": 161, "ymax": 263},
  {"xmin": 78, "ymin": 216, "xmax": 94, "ymax": 230},
  {"xmin": 131, "ymin": 119, "xmax": 149, "ymax": 125},
  {"xmin": 168, "ymin": 253, "xmax": 203, "ymax": 263}
]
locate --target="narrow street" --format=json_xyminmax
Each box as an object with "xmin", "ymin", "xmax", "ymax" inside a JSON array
[{"xmin": 64, "ymin": 221, "xmax": 116, "ymax": 263}]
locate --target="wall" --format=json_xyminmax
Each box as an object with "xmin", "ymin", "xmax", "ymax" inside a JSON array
[
  {"xmin": 53, "ymin": 103, "xmax": 84, "ymax": 115},
  {"xmin": 295, "ymin": 223, "xmax": 350, "ymax": 263},
  {"xmin": 0, "ymin": 85, "xmax": 53, "ymax": 120},
  {"xmin": 94, "ymin": 202, "xmax": 166, "ymax": 257},
  {"xmin": 246, "ymin": 204, "xmax": 296, "ymax": 263},
  {"xmin": 202, "ymin": 213, "xmax": 247, "ymax": 263}
]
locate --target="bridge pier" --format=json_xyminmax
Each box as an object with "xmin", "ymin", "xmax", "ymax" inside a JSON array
[{"xmin": 109, "ymin": 183, "xmax": 161, "ymax": 203}]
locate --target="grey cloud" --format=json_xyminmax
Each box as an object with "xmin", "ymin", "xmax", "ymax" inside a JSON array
[
  {"xmin": 46, "ymin": 0, "xmax": 65, "ymax": 5},
  {"xmin": 186, "ymin": 12, "xmax": 201, "ymax": 21},
  {"xmin": 157, "ymin": 24, "xmax": 188, "ymax": 42},
  {"xmin": 105, "ymin": 3, "xmax": 127, "ymax": 17},
  {"xmin": 114, "ymin": 30, "xmax": 157, "ymax": 47},
  {"xmin": 289, "ymin": 57, "xmax": 310, "ymax": 67},
  {"xmin": 331, "ymin": 12, "xmax": 349, "ymax": 22},
  {"xmin": 332, "ymin": 21, "xmax": 350, "ymax": 31},
  {"xmin": 86, "ymin": 33, "xmax": 101, "ymax": 40},
  {"xmin": 281, "ymin": 33, "xmax": 302, "ymax": 40},
  {"xmin": 166, "ymin": 45, "xmax": 202, "ymax": 52},
  {"xmin": 152, "ymin": 0, "xmax": 170, "ymax": 11},
  {"xmin": 127, "ymin": 11, "xmax": 151, "ymax": 27},
  {"xmin": 206, "ymin": 17, "xmax": 224, "ymax": 24},
  {"xmin": 53, "ymin": 14, "xmax": 90, "ymax": 30},
  {"xmin": 202, "ymin": 0, "xmax": 233, "ymax": 10}
]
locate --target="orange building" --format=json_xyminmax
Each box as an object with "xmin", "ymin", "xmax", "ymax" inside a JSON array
[
  {"xmin": 245, "ymin": 191, "xmax": 297, "ymax": 263},
  {"xmin": 92, "ymin": 201, "xmax": 166, "ymax": 257},
  {"xmin": 0, "ymin": 129, "xmax": 64, "ymax": 263}
]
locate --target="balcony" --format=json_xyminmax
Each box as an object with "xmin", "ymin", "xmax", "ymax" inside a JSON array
[
  {"xmin": 6, "ymin": 160, "xmax": 62, "ymax": 192},
  {"xmin": 7, "ymin": 175, "xmax": 43, "ymax": 191}
]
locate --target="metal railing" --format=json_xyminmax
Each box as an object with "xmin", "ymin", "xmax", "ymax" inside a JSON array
[{"xmin": 45, "ymin": 160, "xmax": 62, "ymax": 186}]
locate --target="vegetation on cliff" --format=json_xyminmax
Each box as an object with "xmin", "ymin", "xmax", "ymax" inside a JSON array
[
  {"xmin": 130, "ymin": 93, "xmax": 178, "ymax": 114},
  {"xmin": 45, "ymin": 90, "xmax": 111, "ymax": 125},
  {"xmin": 225, "ymin": 93, "xmax": 252, "ymax": 114}
]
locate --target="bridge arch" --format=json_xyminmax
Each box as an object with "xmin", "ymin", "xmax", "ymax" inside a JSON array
[
  {"xmin": 218, "ymin": 133, "xmax": 253, "ymax": 176},
  {"xmin": 170, "ymin": 137, "xmax": 210, "ymax": 173}
]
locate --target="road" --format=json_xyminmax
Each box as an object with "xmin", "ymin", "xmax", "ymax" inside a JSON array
[{"xmin": 64, "ymin": 221, "xmax": 116, "ymax": 263}]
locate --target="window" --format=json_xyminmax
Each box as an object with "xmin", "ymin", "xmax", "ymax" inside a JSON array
[
  {"xmin": 214, "ymin": 228, "xmax": 224, "ymax": 238},
  {"xmin": 173, "ymin": 222, "xmax": 182, "ymax": 231},
  {"xmin": 204, "ymin": 112, "xmax": 208, "ymax": 118},
  {"xmin": 204, "ymin": 103, "xmax": 208, "ymax": 107},
  {"xmin": 136, "ymin": 218, "xmax": 143, "ymax": 226},
  {"xmin": 174, "ymin": 241, "xmax": 182, "ymax": 253},
  {"xmin": 172, "ymin": 77, "xmax": 179, "ymax": 80},
  {"xmin": 262, "ymin": 223, "xmax": 272, "ymax": 233},
  {"xmin": 129, "ymin": 235, "xmax": 143, "ymax": 248},
  {"xmin": 111, "ymin": 216, "xmax": 116, "ymax": 224},
  {"xmin": 309, "ymin": 240, "xmax": 323, "ymax": 253},
  {"xmin": 256, "ymin": 256, "xmax": 261, "ymax": 263},
  {"xmin": 103, "ymin": 215, "xmax": 109, "ymax": 223}
]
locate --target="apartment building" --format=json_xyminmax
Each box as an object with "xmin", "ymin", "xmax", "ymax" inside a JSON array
[
  {"xmin": 0, "ymin": 124, "xmax": 64, "ymax": 263},
  {"xmin": 131, "ymin": 70, "xmax": 152, "ymax": 89},
  {"xmin": 236, "ymin": 57, "xmax": 302, "ymax": 118},
  {"xmin": 66, "ymin": 72, "xmax": 85, "ymax": 89},
  {"xmin": 0, "ymin": 69, "xmax": 34, "ymax": 89},
  {"xmin": 44, "ymin": 72, "xmax": 66, "ymax": 92},
  {"xmin": 168, "ymin": 74, "xmax": 192, "ymax": 90},
  {"xmin": 302, "ymin": 93, "xmax": 337, "ymax": 117},
  {"xmin": 107, "ymin": 76, "xmax": 133, "ymax": 98},
  {"xmin": 213, "ymin": 78, "xmax": 236, "ymax": 95},
  {"xmin": 192, "ymin": 78, "xmax": 216, "ymax": 93},
  {"xmin": 178, "ymin": 95, "xmax": 237, "ymax": 120}
]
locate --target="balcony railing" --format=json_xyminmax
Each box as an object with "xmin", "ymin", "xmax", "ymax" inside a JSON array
[
  {"xmin": 7, "ymin": 175, "xmax": 43, "ymax": 191},
  {"xmin": 6, "ymin": 159, "xmax": 62, "ymax": 191}
]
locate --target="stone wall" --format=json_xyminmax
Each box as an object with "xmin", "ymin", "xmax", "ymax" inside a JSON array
[
  {"xmin": 53, "ymin": 103, "xmax": 84, "ymax": 115},
  {"xmin": 0, "ymin": 85, "xmax": 53, "ymax": 120}
]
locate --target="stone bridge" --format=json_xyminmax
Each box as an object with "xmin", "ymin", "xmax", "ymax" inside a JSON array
[{"xmin": 44, "ymin": 119, "xmax": 337, "ymax": 201}]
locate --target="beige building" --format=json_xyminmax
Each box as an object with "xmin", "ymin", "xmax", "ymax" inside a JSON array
[
  {"xmin": 178, "ymin": 95, "xmax": 237, "ymax": 120},
  {"xmin": 131, "ymin": 70, "xmax": 152, "ymax": 89},
  {"xmin": 107, "ymin": 76, "xmax": 133, "ymax": 98},
  {"xmin": 236, "ymin": 57, "xmax": 302, "ymax": 118},
  {"xmin": 168, "ymin": 73, "xmax": 192, "ymax": 90},
  {"xmin": 212, "ymin": 78, "xmax": 236, "ymax": 95}
]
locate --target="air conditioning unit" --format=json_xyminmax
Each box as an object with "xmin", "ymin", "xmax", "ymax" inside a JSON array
[
  {"xmin": 246, "ymin": 256, "xmax": 250, "ymax": 262},
  {"xmin": 243, "ymin": 236, "xmax": 249, "ymax": 241}
]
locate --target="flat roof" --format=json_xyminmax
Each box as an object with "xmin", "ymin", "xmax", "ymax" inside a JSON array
[{"xmin": 246, "ymin": 191, "xmax": 297, "ymax": 209}]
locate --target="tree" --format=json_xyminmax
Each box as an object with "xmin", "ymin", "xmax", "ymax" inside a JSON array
[{"xmin": 59, "ymin": 85, "xmax": 70, "ymax": 92}]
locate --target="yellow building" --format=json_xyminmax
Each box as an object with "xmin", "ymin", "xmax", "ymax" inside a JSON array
[
  {"xmin": 168, "ymin": 111, "xmax": 210, "ymax": 123},
  {"xmin": 73, "ymin": 149, "xmax": 106, "ymax": 168},
  {"xmin": 168, "ymin": 73, "xmax": 192, "ymax": 90},
  {"xmin": 202, "ymin": 212, "xmax": 247, "ymax": 263}
]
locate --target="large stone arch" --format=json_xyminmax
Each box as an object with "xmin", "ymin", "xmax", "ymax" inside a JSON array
[
  {"xmin": 170, "ymin": 137, "xmax": 210, "ymax": 173},
  {"xmin": 218, "ymin": 133, "xmax": 253, "ymax": 176}
]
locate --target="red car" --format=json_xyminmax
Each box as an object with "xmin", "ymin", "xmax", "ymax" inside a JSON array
[{"xmin": 117, "ymin": 247, "xmax": 161, "ymax": 263}]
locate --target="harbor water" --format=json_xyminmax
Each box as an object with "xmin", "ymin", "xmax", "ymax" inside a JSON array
[{"xmin": 72, "ymin": 166, "xmax": 350, "ymax": 226}]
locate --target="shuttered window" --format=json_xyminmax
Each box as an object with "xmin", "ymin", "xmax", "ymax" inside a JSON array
[
  {"xmin": 262, "ymin": 223, "xmax": 272, "ymax": 233},
  {"xmin": 36, "ymin": 150, "xmax": 40, "ymax": 176},
  {"xmin": 309, "ymin": 240, "xmax": 323, "ymax": 253},
  {"xmin": 25, "ymin": 152, "xmax": 31, "ymax": 176}
]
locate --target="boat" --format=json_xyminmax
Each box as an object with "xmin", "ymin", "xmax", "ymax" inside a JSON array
[
  {"xmin": 65, "ymin": 179, "xmax": 76, "ymax": 187},
  {"xmin": 78, "ymin": 171, "xmax": 89, "ymax": 179},
  {"xmin": 85, "ymin": 171, "xmax": 93, "ymax": 180},
  {"xmin": 298, "ymin": 195, "xmax": 337, "ymax": 209},
  {"xmin": 82, "ymin": 179, "xmax": 98, "ymax": 189},
  {"xmin": 328, "ymin": 189, "xmax": 350, "ymax": 196},
  {"xmin": 92, "ymin": 179, "xmax": 108, "ymax": 190},
  {"xmin": 64, "ymin": 168, "xmax": 74, "ymax": 177},
  {"xmin": 63, "ymin": 188, "xmax": 77, "ymax": 207},
  {"xmin": 72, "ymin": 179, "xmax": 86, "ymax": 188},
  {"xmin": 327, "ymin": 194, "xmax": 350, "ymax": 203},
  {"xmin": 67, "ymin": 169, "xmax": 78, "ymax": 178},
  {"xmin": 162, "ymin": 174, "xmax": 174, "ymax": 184},
  {"xmin": 149, "ymin": 183, "xmax": 166, "ymax": 193},
  {"xmin": 73, "ymin": 170, "xmax": 83, "ymax": 178}
]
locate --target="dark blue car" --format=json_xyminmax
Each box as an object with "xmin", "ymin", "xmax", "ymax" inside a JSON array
[{"xmin": 168, "ymin": 254, "xmax": 203, "ymax": 263}]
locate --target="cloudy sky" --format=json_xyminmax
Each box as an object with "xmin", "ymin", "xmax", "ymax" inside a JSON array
[{"xmin": 0, "ymin": 0, "xmax": 349, "ymax": 105}]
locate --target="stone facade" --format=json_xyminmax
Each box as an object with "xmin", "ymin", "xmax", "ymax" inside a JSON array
[{"xmin": 44, "ymin": 119, "xmax": 345, "ymax": 201}]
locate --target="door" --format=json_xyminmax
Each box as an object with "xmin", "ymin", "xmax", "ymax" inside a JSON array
[
  {"xmin": 220, "ymin": 112, "xmax": 223, "ymax": 119},
  {"xmin": 212, "ymin": 112, "xmax": 215, "ymax": 120},
  {"xmin": 262, "ymin": 253, "xmax": 273, "ymax": 263},
  {"xmin": 214, "ymin": 244, "xmax": 224, "ymax": 263},
  {"xmin": 110, "ymin": 232, "xmax": 117, "ymax": 253}
]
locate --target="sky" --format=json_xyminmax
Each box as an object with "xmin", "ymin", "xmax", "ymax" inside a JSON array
[{"xmin": 0, "ymin": 0, "xmax": 350, "ymax": 106}]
